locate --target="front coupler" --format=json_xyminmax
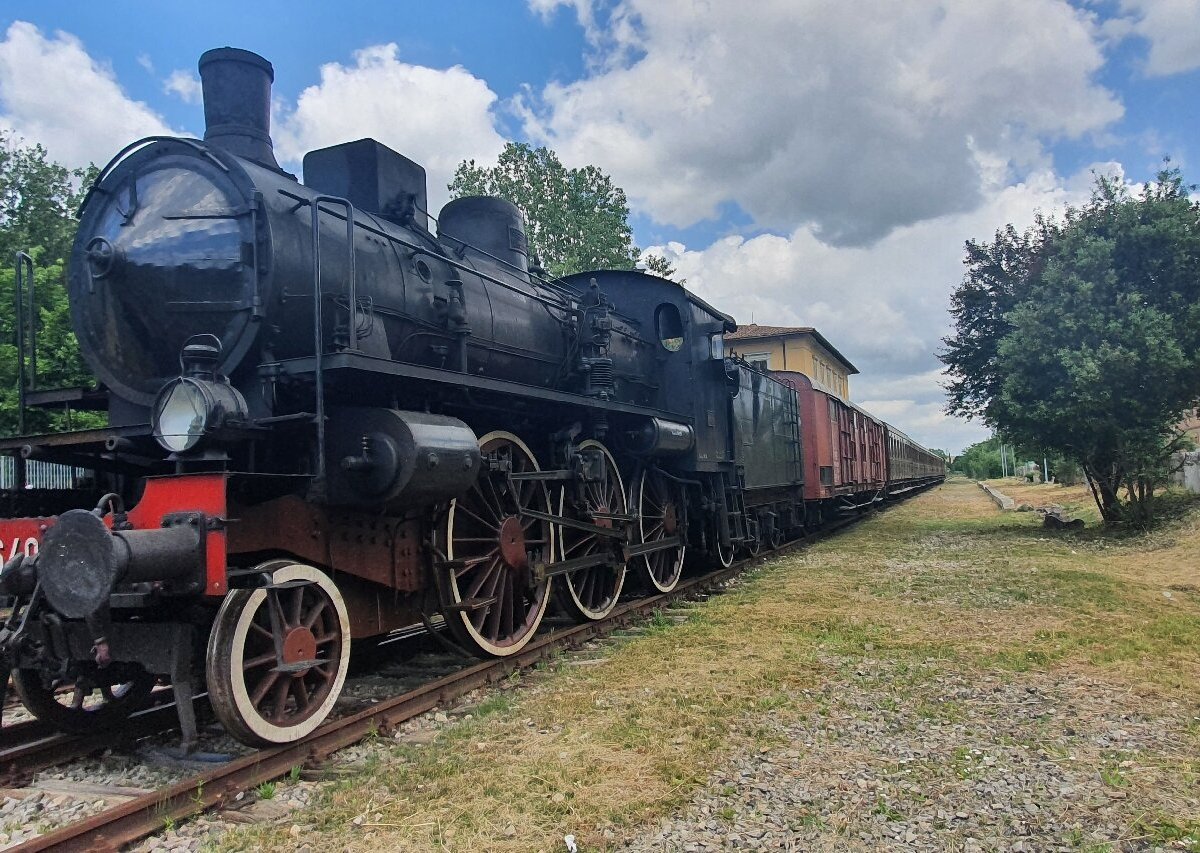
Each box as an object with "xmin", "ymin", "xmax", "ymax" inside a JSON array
[{"xmin": 0, "ymin": 478, "xmax": 226, "ymax": 752}]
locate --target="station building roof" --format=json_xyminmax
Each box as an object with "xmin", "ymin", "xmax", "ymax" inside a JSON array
[{"xmin": 725, "ymin": 324, "xmax": 859, "ymax": 374}]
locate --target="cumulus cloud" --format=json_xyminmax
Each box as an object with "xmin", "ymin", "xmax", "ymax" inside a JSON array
[
  {"xmin": 522, "ymin": 0, "xmax": 1122, "ymax": 245},
  {"xmin": 1116, "ymin": 0, "xmax": 1200, "ymax": 76},
  {"xmin": 164, "ymin": 69, "xmax": 202, "ymax": 104},
  {"xmin": 648, "ymin": 166, "xmax": 1113, "ymax": 452},
  {"xmin": 0, "ymin": 22, "xmax": 173, "ymax": 167},
  {"xmin": 274, "ymin": 44, "xmax": 507, "ymax": 217}
]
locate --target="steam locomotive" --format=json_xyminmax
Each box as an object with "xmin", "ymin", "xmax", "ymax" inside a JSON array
[{"xmin": 0, "ymin": 48, "xmax": 943, "ymax": 749}]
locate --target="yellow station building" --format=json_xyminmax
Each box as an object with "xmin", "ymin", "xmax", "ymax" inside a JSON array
[{"xmin": 724, "ymin": 324, "xmax": 858, "ymax": 400}]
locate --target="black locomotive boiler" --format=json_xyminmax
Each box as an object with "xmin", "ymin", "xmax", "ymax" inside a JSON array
[{"xmin": 0, "ymin": 48, "xmax": 943, "ymax": 749}]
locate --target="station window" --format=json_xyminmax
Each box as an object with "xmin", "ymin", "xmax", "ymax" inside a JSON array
[
  {"xmin": 655, "ymin": 303, "xmax": 684, "ymax": 352},
  {"xmin": 745, "ymin": 352, "xmax": 771, "ymax": 371}
]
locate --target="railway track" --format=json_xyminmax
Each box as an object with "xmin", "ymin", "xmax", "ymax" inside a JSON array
[
  {"xmin": 8, "ymin": 509, "xmax": 875, "ymax": 852},
  {"xmin": 0, "ymin": 694, "xmax": 183, "ymax": 787}
]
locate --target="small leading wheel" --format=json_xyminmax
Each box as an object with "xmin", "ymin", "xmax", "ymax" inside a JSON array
[
  {"xmin": 436, "ymin": 431, "xmax": 553, "ymax": 657},
  {"xmin": 636, "ymin": 468, "xmax": 686, "ymax": 592},
  {"xmin": 11, "ymin": 666, "xmax": 155, "ymax": 735},
  {"xmin": 556, "ymin": 440, "xmax": 628, "ymax": 621},
  {"xmin": 206, "ymin": 561, "xmax": 350, "ymax": 746}
]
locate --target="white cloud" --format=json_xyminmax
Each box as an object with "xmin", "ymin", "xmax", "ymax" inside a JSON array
[
  {"xmin": 1116, "ymin": 0, "xmax": 1200, "ymax": 76},
  {"xmin": 164, "ymin": 69, "xmax": 202, "ymax": 104},
  {"xmin": 274, "ymin": 44, "xmax": 507, "ymax": 217},
  {"xmin": 528, "ymin": 0, "xmax": 598, "ymax": 36},
  {"xmin": 0, "ymin": 22, "xmax": 173, "ymax": 167},
  {"xmin": 522, "ymin": 0, "xmax": 1122, "ymax": 245},
  {"xmin": 648, "ymin": 166, "xmax": 1110, "ymax": 453}
]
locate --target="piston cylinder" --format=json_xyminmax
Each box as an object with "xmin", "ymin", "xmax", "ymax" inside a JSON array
[{"xmin": 326, "ymin": 408, "xmax": 481, "ymax": 511}]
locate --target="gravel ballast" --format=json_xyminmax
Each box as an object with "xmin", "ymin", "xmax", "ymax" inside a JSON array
[{"xmin": 622, "ymin": 663, "xmax": 1196, "ymax": 852}]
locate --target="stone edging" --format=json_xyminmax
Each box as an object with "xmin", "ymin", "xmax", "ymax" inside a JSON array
[{"xmin": 978, "ymin": 481, "xmax": 1015, "ymax": 510}]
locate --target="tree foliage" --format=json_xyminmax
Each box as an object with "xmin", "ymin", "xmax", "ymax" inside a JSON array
[
  {"xmin": 941, "ymin": 169, "xmax": 1200, "ymax": 524},
  {"xmin": 448, "ymin": 142, "xmax": 679, "ymax": 280},
  {"xmin": 0, "ymin": 132, "xmax": 100, "ymax": 437},
  {"xmin": 950, "ymin": 438, "xmax": 1005, "ymax": 480},
  {"xmin": 641, "ymin": 252, "xmax": 679, "ymax": 280}
]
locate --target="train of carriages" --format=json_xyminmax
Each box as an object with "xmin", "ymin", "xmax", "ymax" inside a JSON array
[{"xmin": 0, "ymin": 49, "xmax": 944, "ymax": 749}]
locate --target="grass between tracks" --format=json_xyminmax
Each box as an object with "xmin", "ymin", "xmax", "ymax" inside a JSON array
[{"xmin": 218, "ymin": 478, "xmax": 1200, "ymax": 852}]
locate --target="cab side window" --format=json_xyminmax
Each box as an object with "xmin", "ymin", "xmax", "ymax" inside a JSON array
[{"xmin": 655, "ymin": 303, "xmax": 684, "ymax": 352}]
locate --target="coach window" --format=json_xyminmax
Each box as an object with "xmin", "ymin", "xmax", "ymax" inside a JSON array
[{"xmin": 655, "ymin": 303, "xmax": 684, "ymax": 352}]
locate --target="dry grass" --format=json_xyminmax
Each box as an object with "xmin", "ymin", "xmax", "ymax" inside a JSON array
[{"xmin": 216, "ymin": 481, "xmax": 1200, "ymax": 852}]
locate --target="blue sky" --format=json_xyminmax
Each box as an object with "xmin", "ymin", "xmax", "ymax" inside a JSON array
[{"xmin": 1, "ymin": 0, "xmax": 1198, "ymax": 453}]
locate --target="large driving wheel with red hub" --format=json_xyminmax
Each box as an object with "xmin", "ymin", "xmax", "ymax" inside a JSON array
[
  {"xmin": 435, "ymin": 431, "xmax": 554, "ymax": 657},
  {"xmin": 206, "ymin": 560, "xmax": 350, "ymax": 746},
  {"xmin": 636, "ymin": 467, "xmax": 687, "ymax": 592},
  {"xmin": 555, "ymin": 439, "xmax": 628, "ymax": 621}
]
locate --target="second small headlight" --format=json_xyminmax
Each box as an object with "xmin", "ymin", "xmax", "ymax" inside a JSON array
[
  {"xmin": 153, "ymin": 378, "xmax": 210, "ymax": 453},
  {"xmin": 152, "ymin": 375, "xmax": 249, "ymax": 455}
]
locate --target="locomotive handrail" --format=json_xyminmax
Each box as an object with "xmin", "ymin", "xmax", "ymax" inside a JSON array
[
  {"xmin": 13, "ymin": 251, "xmax": 34, "ymax": 489},
  {"xmin": 308, "ymin": 194, "xmax": 357, "ymax": 498},
  {"xmin": 14, "ymin": 252, "xmax": 35, "ymax": 433}
]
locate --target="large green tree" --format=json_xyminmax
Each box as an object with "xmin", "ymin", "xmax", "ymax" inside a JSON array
[
  {"xmin": 0, "ymin": 133, "xmax": 100, "ymax": 437},
  {"xmin": 448, "ymin": 143, "xmax": 677, "ymax": 279},
  {"xmin": 941, "ymin": 169, "xmax": 1200, "ymax": 524}
]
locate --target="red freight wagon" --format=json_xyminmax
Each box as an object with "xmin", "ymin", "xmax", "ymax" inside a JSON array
[{"xmin": 771, "ymin": 371, "xmax": 886, "ymax": 507}]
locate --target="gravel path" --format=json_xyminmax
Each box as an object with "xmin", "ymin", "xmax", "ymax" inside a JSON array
[{"xmin": 622, "ymin": 660, "xmax": 1197, "ymax": 852}]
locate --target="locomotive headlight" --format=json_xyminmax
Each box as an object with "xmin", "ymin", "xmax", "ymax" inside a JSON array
[
  {"xmin": 153, "ymin": 334, "xmax": 251, "ymax": 455},
  {"xmin": 153, "ymin": 379, "xmax": 210, "ymax": 452}
]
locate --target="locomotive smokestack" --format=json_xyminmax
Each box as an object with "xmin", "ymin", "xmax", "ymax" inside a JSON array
[{"xmin": 198, "ymin": 47, "xmax": 279, "ymax": 169}]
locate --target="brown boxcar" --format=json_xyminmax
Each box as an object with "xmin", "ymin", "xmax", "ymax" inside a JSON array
[{"xmin": 771, "ymin": 371, "xmax": 885, "ymax": 505}]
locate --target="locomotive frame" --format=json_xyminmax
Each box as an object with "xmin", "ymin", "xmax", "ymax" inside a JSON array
[{"xmin": 0, "ymin": 47, "xmax": 944, "ymax": 750}]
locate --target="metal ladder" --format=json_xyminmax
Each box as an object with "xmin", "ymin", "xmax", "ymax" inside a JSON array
[{"xmin": 778, "ymin": 377, "xmax": 803, "ymax": 484}]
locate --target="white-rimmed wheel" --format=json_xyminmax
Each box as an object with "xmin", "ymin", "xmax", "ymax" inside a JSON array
[
  {"xmin": 636, "ymin": 467, "xmax": 686, "ymax": 592},
  {"xmin": 714, "ymin": 530, "xmax": 736, "ymax": 568},
  {"xmin": 556, "ymin": 440, "xmax": 628, "ymax": 621},
  {"xmin": 206, "ymin": 561, "xmax": 350, "ymax": 746},
  {"xmin": 435, "ymin": 431, "xmax": 553, "ymax": 657}
]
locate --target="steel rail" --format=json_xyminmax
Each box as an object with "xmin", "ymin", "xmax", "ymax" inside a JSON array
[
  {"xmin": 0, "ymin": 693, "xmax": 185, "ymax": 785},
  {"xmin": 0, "ymin": 717, "xmax": 57, "ymax": 750}
]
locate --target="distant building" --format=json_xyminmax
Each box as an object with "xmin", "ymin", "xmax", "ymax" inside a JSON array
[
  {"xmin": 724, "ymin": 324, "xmax": 858, "ymax": 400},
  {"xmin": 1181, "ymin": 407, "xmax": 1200, "ymax": 446}
]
